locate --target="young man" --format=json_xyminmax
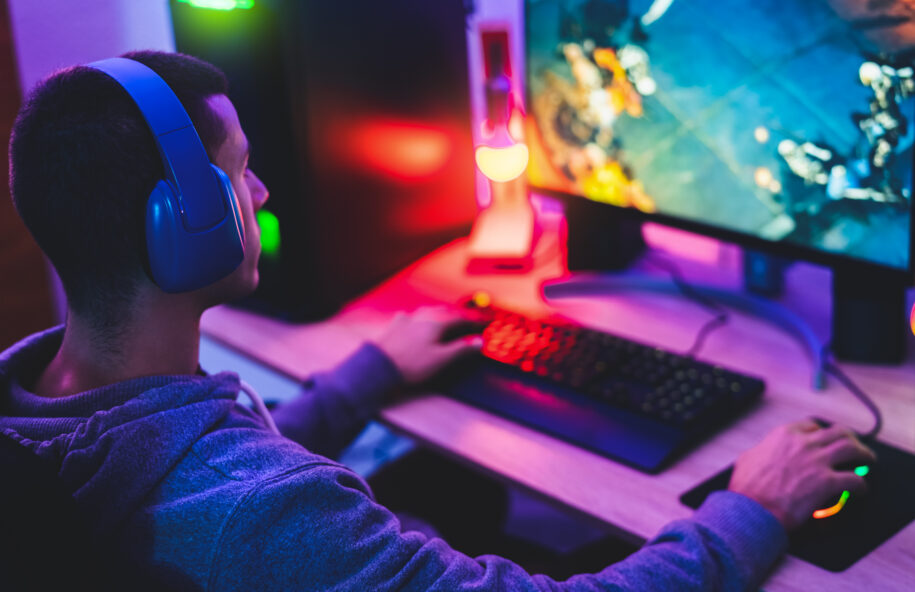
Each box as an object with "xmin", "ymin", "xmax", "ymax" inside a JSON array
[{"xmin": 1, "ymin": 51, "xmax": 875, "ymax": 590}]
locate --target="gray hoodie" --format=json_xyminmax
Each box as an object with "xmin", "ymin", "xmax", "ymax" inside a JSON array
[{"xmin": 0, "ymin": 326, "xmax": 787, "ymax": 590}]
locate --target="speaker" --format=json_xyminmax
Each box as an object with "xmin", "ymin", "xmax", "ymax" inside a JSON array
[{"xmin": 831, "ymin": 268, "xmax": 907, "ymax": 364}]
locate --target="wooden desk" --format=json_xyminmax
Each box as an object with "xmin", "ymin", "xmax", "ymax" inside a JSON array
[{"xmin": 202, "ymin": 226, "xmax": 915, "ymax": 592}]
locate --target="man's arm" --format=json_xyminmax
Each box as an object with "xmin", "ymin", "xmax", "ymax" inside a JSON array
[
  {"xmin": 270, "ymin": 343, "xmax": 402, "ymax": 458},
  {"xmin": 598, "ymin": 491, "xmax": 786, "ymax": 590},
  {"xmin": 270, "ymin": 307, "xmax": 481, "ymax": 458},
  {"xmin": 209, "ymin": 463, "xmax": 786, "ymax": 592},
  {"xmin": 244, "ymin": 418, "xmax": 874, "ymax": 591}
]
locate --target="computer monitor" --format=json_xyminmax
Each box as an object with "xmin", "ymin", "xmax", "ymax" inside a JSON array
[
  {"xmin": 525, "ymin": 0, "xmax": 914, "ymax": 274},
  {"xmin": 525, "ymin": 0, "xmax": 914, "ymax": 361}
]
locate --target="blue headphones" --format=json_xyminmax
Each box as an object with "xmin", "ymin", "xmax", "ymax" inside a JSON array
[{"xmin": 87, "ymin": 57, "xmax": 245, "ymax": 293}]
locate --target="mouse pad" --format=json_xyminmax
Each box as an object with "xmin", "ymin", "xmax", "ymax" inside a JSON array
[{"xmin": 680, "ymin": 437, "xmax": 915, "ymax": 572}]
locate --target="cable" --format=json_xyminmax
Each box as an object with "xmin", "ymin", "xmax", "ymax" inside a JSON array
[
  {"xmin": 647, "ymin": 261, "xmax": 881, "ymax": 436},
  {"xmin": 686, "ymin": 313, "xmax": 730, "ymax": 358},
  {"xmin": 541, "ymin": 265, "xmax": 826, "ymax": 388},
  {"xmin": 820, "ymin": 345, "xmax": 883, "ymax": 439},
  {"xmin": 239, "ymin": 379, "xmax": 281, "ymax": 436},
  {"xmin": 643, "ymin": 256, "xmax": 731, "ymax": 358}
]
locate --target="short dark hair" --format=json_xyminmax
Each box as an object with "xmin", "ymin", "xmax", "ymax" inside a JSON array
[{"xmin": 8, "ymin": 50, "xmax": 229, "ymax": 325}]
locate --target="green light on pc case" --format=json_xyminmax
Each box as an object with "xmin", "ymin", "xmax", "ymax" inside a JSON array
[
  {"xmin": 256, "ymin": 210, "xmax": 281, "ymax": 258},
  {"xmin": 177, "ymin": 0, "xmax": 254, "ymax": 11},
  {"xmin": 854, "ymin": 465, "xmax": 870, "ymax": 478}
]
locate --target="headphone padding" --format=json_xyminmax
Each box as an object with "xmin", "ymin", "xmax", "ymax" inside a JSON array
[{"xmin": 146, "ymin": 167, "xmax": 245, "ymax": 293}]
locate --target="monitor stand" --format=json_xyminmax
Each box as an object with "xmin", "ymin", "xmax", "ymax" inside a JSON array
[
  {"xmin": 542, "ymin": 271, "xmax": 829, "ymax": 390},
  {"xmin": 562, "ymin": 201, "xmax": 909, "ymax": 366}
]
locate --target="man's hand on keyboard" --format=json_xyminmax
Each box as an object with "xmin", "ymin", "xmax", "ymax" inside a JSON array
[
  {"xmin": 728, "ymin": 419, "xmax": 876, "ymax": 531},
  {"xmin": 373, "ymin": 306, "xmax": 484, "ymax": 385}
]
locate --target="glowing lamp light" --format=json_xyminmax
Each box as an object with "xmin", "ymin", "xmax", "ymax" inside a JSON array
[
  {"xmin": 475, "ymin": 120, "xmax": 530, "ymax": 183},
  {"xmin": 177, "ymin": 0, "xmax": 254, "ymax": 10},
  {"xmin": 256, "ymin": 210, "xmax": 281, "ymax": 258},
  {"xmin": 467, "ymin": 91, "xmax": 535, "ymax": 271},
  {"xmin": 475, "ymin": 144, "xmax": 530, "ymax": 182}
]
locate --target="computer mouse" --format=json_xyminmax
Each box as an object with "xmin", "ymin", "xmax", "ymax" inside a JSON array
[
  {"xmin": 439, "ymin": 292, "xmax": 493, "ymax": 343},
  {"xmin": 812, "ymin": 461, "xmax": 873, "ymax": 520},
  {"xmin": 439, "ymin": 318, "xmax": 488, "ymax": 343},
  {"xmin": 807, "ymin": 417, "xmax": 876, "ymax": 519}
]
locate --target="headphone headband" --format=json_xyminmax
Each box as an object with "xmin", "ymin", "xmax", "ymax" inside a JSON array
[
  {"xmin": 84, "ymin": 56, "xmax": 245, "ymax": 293},
  {"xmin": 87, "ymin": 57, "xmax": 226, "ymax": 231}
]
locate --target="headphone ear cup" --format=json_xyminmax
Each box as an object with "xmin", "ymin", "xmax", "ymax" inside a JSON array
[
  {"xmin": 146, "ymin": 180, "xmax": 183, "ymax": 289},
  {"xmin": 145, "ymin": 170, "xmax": 246, "ymax": 293},
  {"xmin": 211, "ymin": 164, "xmax": 245, "ymax": 245}
]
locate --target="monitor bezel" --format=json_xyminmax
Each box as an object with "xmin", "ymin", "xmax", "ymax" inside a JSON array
[{"xmin": 523, "ymin": 1, "xmax": 915, "ymax": 283}]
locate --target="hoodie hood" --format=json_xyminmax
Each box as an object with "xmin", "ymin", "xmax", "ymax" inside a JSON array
[{"xmin": 0, "ymin": 326, "xmax": 244, "ymax": 535}]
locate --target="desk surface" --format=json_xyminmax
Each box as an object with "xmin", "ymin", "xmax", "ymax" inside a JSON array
[{"xmin": 202, "ymin": 224, "xmax": 915, "ymax": 592}]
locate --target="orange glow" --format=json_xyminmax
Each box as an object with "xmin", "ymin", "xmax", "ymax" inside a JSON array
[
  {"xmin": 910, "ymin": 302, "xmax": 915, "ymax": 335},
  {"xmin": 592, "ymin": 47, "xmax": 643, "ymax": 117},
  {"xmin": 581, "ymin": 161, "xmax": 655, "ymax": 212},
  {"xmin": 475, "ymin": 143, "xmax": 530, "ymax": 182},
  {"xmin": 471, "ymin": 291, "xmax": 492, "ymax": 308},
  {"xmin": 346, "ymin": 121, "xmax": 452, "ymax": 180},
  {"xmin": 813, "ymin": 490, "xmax": 849, "ymax": 519}
]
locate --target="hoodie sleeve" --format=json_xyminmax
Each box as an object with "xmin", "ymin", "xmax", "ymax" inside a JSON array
[
  {"xmin": 270, "ymin": 343, "xmax": 403, "ymax": 458},
  {"xmin": 209, "ymin": 463, "xmax": 787, "ymax": 592}
]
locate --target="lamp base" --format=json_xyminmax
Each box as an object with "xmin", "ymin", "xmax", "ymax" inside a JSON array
[{"xmin": 467, "ymin": 200, "xmax": 537, "ymax": 273}]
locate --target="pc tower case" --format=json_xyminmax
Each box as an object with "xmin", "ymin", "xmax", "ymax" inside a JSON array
[{"xmin": 170, "ymin": 0, "xmax": 478, "ymax": 320}]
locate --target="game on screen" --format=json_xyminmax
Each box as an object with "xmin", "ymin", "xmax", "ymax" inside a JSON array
[{"xmin": 526, "ymin": 0, "xmax": 913, "ymax": 270}]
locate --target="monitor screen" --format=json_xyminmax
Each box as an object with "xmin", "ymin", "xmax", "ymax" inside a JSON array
[{"xmin": 525, "ymin": 0, "xmax": 914, "ymax": 273}]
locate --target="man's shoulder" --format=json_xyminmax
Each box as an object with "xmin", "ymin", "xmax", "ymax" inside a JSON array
[
  {"xmin": 140, "ymin": 416, "xmax": 357, "ymax": 530},
  {"xmin": 184, "ymin": 418, "xmax": 348, "ymax": 489},
  {"xmin": 128, "ymin": 423, "xmax": 362, "ymax": 588}
]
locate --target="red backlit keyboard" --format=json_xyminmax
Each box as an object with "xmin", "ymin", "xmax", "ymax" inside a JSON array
[{"xmin": 476, "ymin": 306, "xmax": 764, "ymax": 429}]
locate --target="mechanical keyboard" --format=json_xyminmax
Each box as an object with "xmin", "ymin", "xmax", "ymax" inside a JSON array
[{"xmin": 436, "ymin": 300, "xmax": 765, "ymax": 473}]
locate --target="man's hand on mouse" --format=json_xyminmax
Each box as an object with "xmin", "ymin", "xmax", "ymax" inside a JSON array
[
  {"xmin": 728, "ymin": 419, "xmax": 877, "ymax": 531},
  {"xmin": 373, "ymin": 306, "xmax": 484, "ymax": 385}
]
